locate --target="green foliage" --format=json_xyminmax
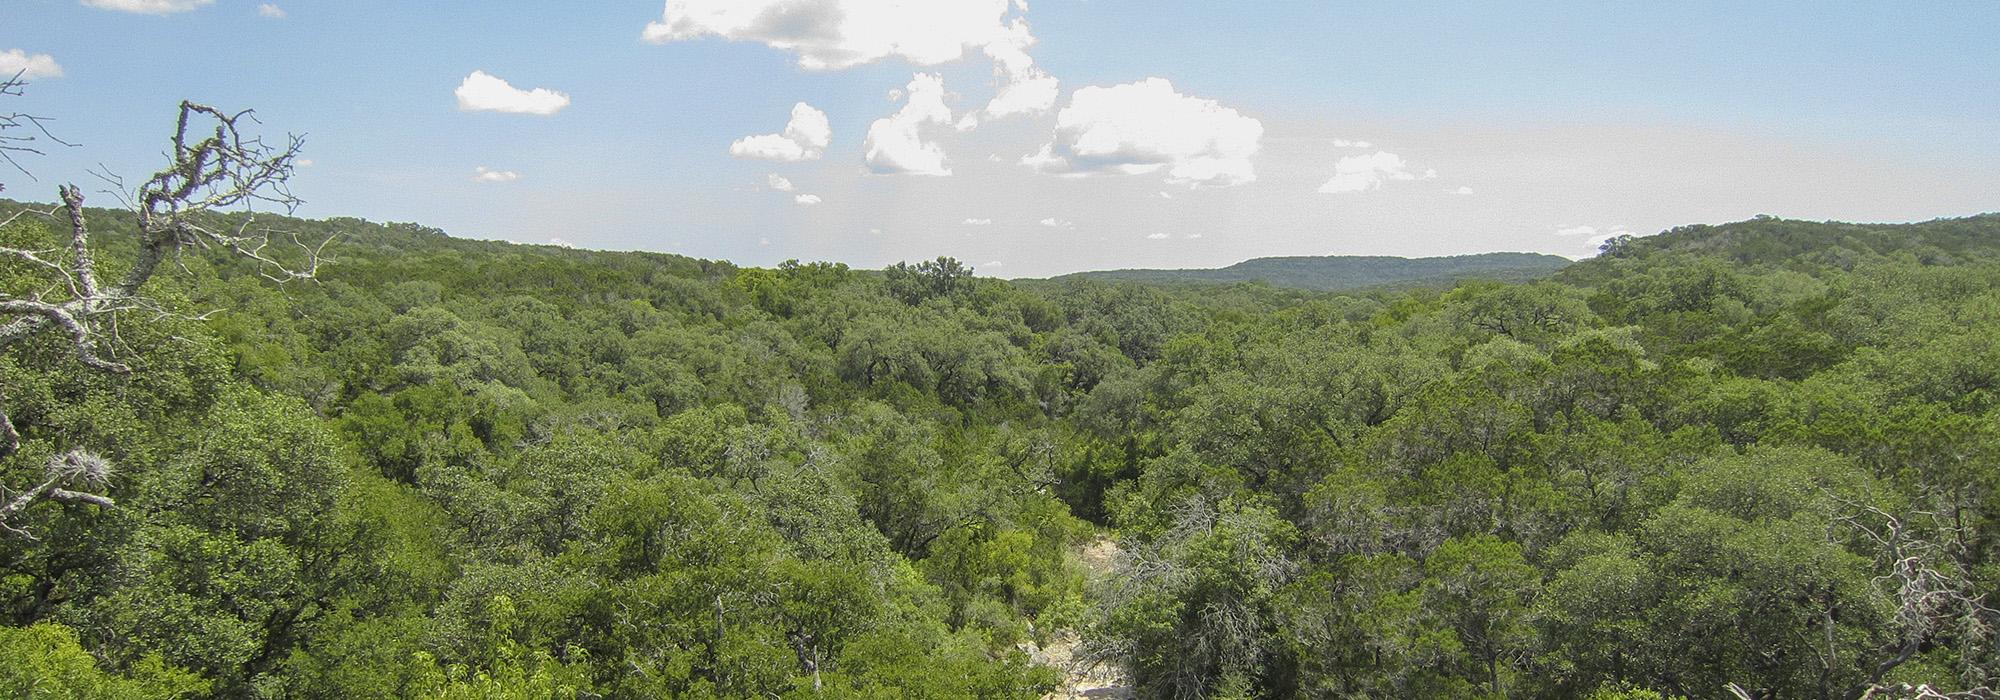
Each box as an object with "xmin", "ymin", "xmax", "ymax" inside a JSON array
[
  {"xmin": 4, "ymin": 205, "xmax": 2000, "ymax": 698},
  {"xmin": 0, "ymin": 623, "xmax": 208, "ymax": 699}
]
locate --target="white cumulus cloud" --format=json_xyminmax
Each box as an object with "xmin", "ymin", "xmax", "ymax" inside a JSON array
[
  {"xmin": 1022, "ymin": 78, "xmax": 1263, "ymax": 187},
  {"xmin": 767, "ymin": 174, "xmax": 795, "ymax": 192},
  {"xmin": 82, "ymin": 0, "xmax": 212, "ymax": 14},
  {"xmin": 256, "ymin": 3, "xmax": 285, "ymax": 18},
  {"xmin": 1452, "ymin": 186, "xmax": 1475, "ymax": 195},
  {"xmin": 645, "ymin": 0, "xmax": 1016, "ymax": 70},
  {"xmin": 645, "ymin": 0, "xmax": 1055, "ymax": 127},
  {"xmin": 549, "ymin": 237, "xmax": 575, "ymax": 249},
  {"xmin": 794, "ymin": 194, "xmax": 823, "ymax": 205},
  {"xmin": 731, "ymin": 102, "xmax": 831, "ymax": 162},
  {"xmin": 975, "ymin": 17, "xmax": 1058, "ymax": 121},
  {"xmin": 0, "ymin": 50, "xmax": 62, "ymax": 80},
  {"xmin": 1145, "ymin": 232, "xmax": 1170, "ymax": 240},
  {"xmin": 1555, "ymin": 225, "xmax": 1598, "ymax": 237},
  {"xmin": 1039, "ymin": 217, "xmax": 1072, "ymax": 229},
  {"xmin": 963, "ymin": 218, "xmax": 992, "ymax": 226},
  {"xmin": 1331, "ymin": 139, "xmax": 1372, "ymax": 148},
  {"xmin": 1317, "ymin": 151, "xmax": 1426, "ymax": 194},
  {"xmin": 455, "ymin": 71, "xmax": 570, "ymax": 116},
  {"xmin": 472, "ymin": 166, "xmax": 520, "ymax": 183},
  {"xmin": 864, "ymin": 73, "xmax": 954, "ymax": 176}
]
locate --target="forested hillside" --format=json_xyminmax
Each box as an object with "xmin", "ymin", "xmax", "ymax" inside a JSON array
[
  {"xmin": 1056, "ymin": 252, "xmax": 1573, "ymax": 291},
  {"xmin": 2, "ymin": 202, "xmax": 1997, "ymax": 699}
]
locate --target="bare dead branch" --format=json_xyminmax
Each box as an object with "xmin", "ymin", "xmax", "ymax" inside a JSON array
[
  {"xmin": 1825, "ymin": 494, "xmax": 2000, "ymax": 700},
  {"xmin": 0, "ymin": 87, "xmax": 328, "ymax": 539},
  {"xmin": 1855, "ymin": 683, "xmax": 1997, "ymax": 700},
  {"xmin": 46, "ymin": 488, "xmax": 115, "ymax": 508},
  {"xmin": 59, "ymin": 184, "xmax": 99, "ymax": 298},
  {"xmin": 2, "ymin": 71, "xmax": 79, "ymax": 181}
]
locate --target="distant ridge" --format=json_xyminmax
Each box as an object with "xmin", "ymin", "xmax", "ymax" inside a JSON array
[{"xmin": 1054, "ymin": 252, "xmax": 1573, "ymax": 291}]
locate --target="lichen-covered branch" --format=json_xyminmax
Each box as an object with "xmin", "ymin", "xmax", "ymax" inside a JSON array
[
  {"xmin": 117, "ymin": 100, "xmax": 315, "ymax": 298},
  {"xmin": 0, "ymin": 449, "xmax": 115, "ymax": 540},
  {"xmin": 0, "ymin": 89, "xmax": 328, "ymax": 538},
  {"xmin": 1829, "ymin": 498, "xmax": 1999, "ymax": 700}
]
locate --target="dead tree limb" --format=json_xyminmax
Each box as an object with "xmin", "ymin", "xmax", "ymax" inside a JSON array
[
  {"xmin": 0, "ymin": 71, "xmax": 78, "ymax": 182},
  {"xmin": 0, "ymin": 88, "xmax": 329, "ymax": 538},
  {"xmin": 1830, "ymin": 498, "xmax": 1999, "ymax": 700},
  {"xmin": 0, "ymin": 449, "xmax": 115, "ymax": 540}
]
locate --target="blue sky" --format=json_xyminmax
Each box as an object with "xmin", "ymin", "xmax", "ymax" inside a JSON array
[{"xmin": 5, "ymin": 0, "xmax": 1998, "ymax": 277}]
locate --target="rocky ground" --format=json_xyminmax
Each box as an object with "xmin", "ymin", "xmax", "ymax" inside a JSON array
[{"xmin": 1027, "ymin": 537, "xmax": 1133, "ymax": 700}]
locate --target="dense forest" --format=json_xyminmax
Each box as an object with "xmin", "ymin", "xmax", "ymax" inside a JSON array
[{"xmin": 2, "ymin": 187, "xmax": 1998, "ymax": 699}]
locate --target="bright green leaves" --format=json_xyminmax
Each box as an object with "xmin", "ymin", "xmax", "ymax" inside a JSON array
[{"xmin": 0, "ymin": 623, "xmax": 208, "ymax": 700}]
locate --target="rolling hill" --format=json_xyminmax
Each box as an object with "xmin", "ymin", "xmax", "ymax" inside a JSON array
[{"xmin": 1054, "ymin": 251, "xmax": 1573, "ymax": 291}]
